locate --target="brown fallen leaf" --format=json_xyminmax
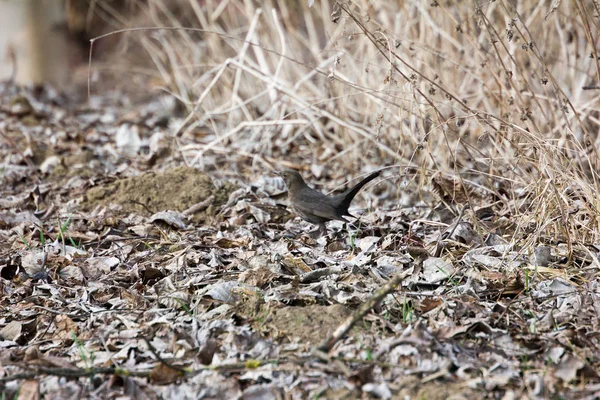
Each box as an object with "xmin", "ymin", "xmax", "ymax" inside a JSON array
[
  {"xmin": 54, "ymin": 315, "xmax": 78, "ymax": 342},
  {"xmin": 419, "ymin": 298, "xmax": 443, "ymax": 313},
  {"xmin": 149, "ymin": 363, "xmax": 184, "ymax": 385},
  {"xmin": 17, "ymin": 380, "xmax": 39, "ymax": 400},
  {"xmin": 198, "ymin": 338, "xmax": 218, "ymax": 365}
]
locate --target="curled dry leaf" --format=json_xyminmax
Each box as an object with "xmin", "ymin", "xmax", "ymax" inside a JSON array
[
  {"xmin": 214, "ymin": 237, "xmax": 248, "ymax": 249},
  {"xmin": 372, "ymin": 255, "xmax": 410, "ymax": 280},
  {"xmin": 81, "ymin": 256, "xmax": 119, "ymax": 280},
  {"xmin": 142, "ymin": 267, "xmax": 166, "ymax": 285},
  {"xmin": 149, "ymin": 363, "xmax": 184, "ymax": 385},
  {"xmin": 16, "ymin": 380, "xmax": 39, "ymax": 400},
  {"xmin": 58, "ymin": 265, "xmax": 84, "ymax": 283},
  {"xmin": 362, "ymin": 382, "xmax": 392, "ymax": 400},
  {"xmin": 255, "ymin": 175, "xmax": 286, "ymax": 197},
  {"xmin": 40, "ymin": 155, "xmax": 62, "ymax": 174},
  {"xmin": 204, "ymin": 281, "xmax": 257, "ymax": 304},
  {"xmin": 532, "ymin": 279, "xmax": 576, "ymax": 298},
  {"xmin": 54, "ymin": 315, "xmax": 78, "ymax": 341},
  {"xmin": 530, "ymin": 245, "xmax": 554, "ymax": 266},
  {"xmin": 198, "ymin": 338, "xmax": 218, "ymax": 365},
  {"xmin": 554, "ymin": 354, "xmax": 585, "ymax": 382},
  {"xmin": 21, "ymin": 250, "xmax": 46, "ymax": 277},
  {"xmin": 150, "ymin": 210, "xmax": 190, "ymax": 230},
  {"xmin": 158, "ymin": 291, "xmax": 190, "ymax": 309},
  {"xmin": 422, "ymin": 257, "xmax": 455, "ymax": 284},
  {"xmin": 448, "ymin": 221, "xmax": 482, "ymax": 246},
  {"xmin": 239, "ymin": 266, "xmax": 278, "ymax": 288},
  {"xmin": 247, "ymin": 204, "xmax": 271, "ymax": 223},
  {"xmin": 357, "ymin": 236, "xmax": 381, "ymax": 253},
  {"xmin": 0, "ymin": 319, "xmax": 35, "ymax": 344},
  {"xmin": 240, "ymin": 383, "xmax": 280, "ymax": 400},
  {"xmin": 281, "ymin": 257, "xmax": 312, "ymax": 275},
  {"xmin": 115, "ymin": 123, "xmax": 141, "ymax": 156},
  {"xmin": 0, "ymin": 321, "xmax": 22, "ymax": 342}
]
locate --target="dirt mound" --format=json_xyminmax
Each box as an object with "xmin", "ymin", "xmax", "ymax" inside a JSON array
[{"xmin": 84, "ymin": 166, "xmax": 235, "ymax": 219}]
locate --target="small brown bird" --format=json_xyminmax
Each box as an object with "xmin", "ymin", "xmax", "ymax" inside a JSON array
[{"xmin": 277, "ymin": 169, "xmax": 381, "ymax": 237}]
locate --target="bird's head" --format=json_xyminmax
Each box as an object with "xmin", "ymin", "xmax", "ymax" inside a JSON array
[{"xmin": 276, "ymin": 169, "xmax": 306, "ymax": 191}]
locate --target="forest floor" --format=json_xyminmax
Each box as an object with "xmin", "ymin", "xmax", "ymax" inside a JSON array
[{"xmin": 1, "ymin": 82, "xmax": 599, "ymax": 399}]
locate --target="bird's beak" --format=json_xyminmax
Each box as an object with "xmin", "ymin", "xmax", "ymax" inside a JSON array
[{"xmin": 274, "ymin": 171, "xmax": 282, "ymax": 176}]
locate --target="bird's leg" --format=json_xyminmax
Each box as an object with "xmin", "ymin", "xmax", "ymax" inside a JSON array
[
  {"xmin": 319, "ymin": 223, "xmax": 328, "ymax": 237},
  {"xmin": 346, "ymin": 220, "xmax": 360, "ymax": 230},
  {"xmin": 309, "ymin": 223, "xmax": 328, "ymax": 239}
]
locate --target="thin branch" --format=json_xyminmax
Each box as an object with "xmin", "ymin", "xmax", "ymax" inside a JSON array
[{"xmin": 316, "ymin": 269, "xmax": 412, "ymax": 353}]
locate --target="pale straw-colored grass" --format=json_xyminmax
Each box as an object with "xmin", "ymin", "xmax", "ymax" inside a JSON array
[{"xmin": 90, "ymin": 0, "xmax": 600, "ymax": 258}]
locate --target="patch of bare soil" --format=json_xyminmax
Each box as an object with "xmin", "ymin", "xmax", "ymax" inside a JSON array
[
  {"xmin": 263, "ymin": 304, "xmax": 353, "ymax": 345},
  {"xmin": 84, "ymin": 166, "xmax": 236, "ymax": 219}
]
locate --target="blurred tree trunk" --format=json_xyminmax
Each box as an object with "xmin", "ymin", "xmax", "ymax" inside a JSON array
[
  {"xmin": 0, "ymin": 0, "xmax": 71, "ymax": 86},
  {"xmin": 24, "ymin": 0, "xmax": 69, "ymax": 85}
]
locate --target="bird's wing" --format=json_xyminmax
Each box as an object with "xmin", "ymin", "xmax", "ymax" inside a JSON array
[{"xmin": 291, "ymin": 189, "xmax": 348, "ymax": 222}]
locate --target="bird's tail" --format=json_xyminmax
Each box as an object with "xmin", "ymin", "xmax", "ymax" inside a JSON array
[{"xmin": 335, "ymin": 170, "xmax": 381, "ymax": 215}]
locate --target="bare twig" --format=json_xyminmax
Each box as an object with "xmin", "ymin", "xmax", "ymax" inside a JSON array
[{"xmin": 316, "ymin": 269, "xmax": 412, "ymax": 352}]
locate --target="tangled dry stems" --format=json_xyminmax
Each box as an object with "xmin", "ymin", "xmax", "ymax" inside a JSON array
[{"xmin": 87, "ymin": 0, "xmax": 600, "ymax": 274}]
